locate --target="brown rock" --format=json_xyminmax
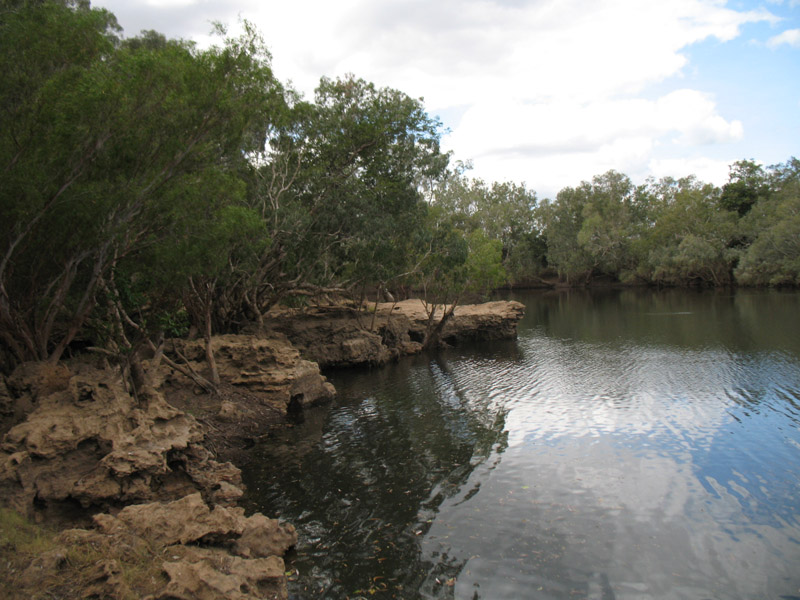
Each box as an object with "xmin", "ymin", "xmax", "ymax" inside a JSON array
[
  {"xmin": 265, "ymin": 299, "xmax": 525, "ymax": 368},
  {"xmin": 94, "ymin": 493, "xmax": 244, "ymax": 546},
  {"xmin": 159, "ymin": 549, "xmax": 286, "ymax": 600},
  {"xmin": 93, "ymin": 493, "xmax": 297, "ymax": 555},
  {"xmin": 263, "ymin": 307, "xmax": 397, "ymax": 369},
  {"xmin": 91, "ymin": 494, "xmax": 295, "ymax": 599},
  {"xmin": 233, "ymin": 513, "xmax": 297, "ymax": 559},
  {"xmin": 5, "ymin": 361, "xmax": 71, "ymax": 400},
  {"xmin": 1, "ymin": 362, "xmax": 72, "ymax": 436},
  {"xmin": 82, "ymin": 558, "xmax": 134, "ymax": 600},
  {"xmin": 217, "ymin": 399, "xmax": 240, "ymax": 421},
  {"xmin": 0, "ymin": 362, "xmax": 240, "ymax": 518},
  {"xmin": 168, "ymin": 333, "xmax": 335, "ymax": 411}
]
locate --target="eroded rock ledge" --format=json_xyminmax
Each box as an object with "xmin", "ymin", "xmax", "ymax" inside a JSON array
[
  {"xmin": 264, "ymin": 299, "xmax": 526, "ymax": 368},
  {"xmin": 0, "ymin": 299, "xmax": 524, "ymax": 599}
]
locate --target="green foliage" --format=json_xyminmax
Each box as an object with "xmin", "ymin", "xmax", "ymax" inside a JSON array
[
  {"xmin": 719, "ymin": 159, "xmax": 768, "ymax": 217},
  {"xmin": 0, "ymin": 4, "xmax": 283, "ymax": 363},
  {"xmin": 736, "ymin": 158, "xmax": 800, "ymax": 285},
  {"xmin": 431, "ymin": 167, "xmax": 542, "ymax": 283},
  {"xmin": 2, "ymin": 1, "xmax": 799, "ymax": 374},
  {"xmin": 539, "ymin": 171, "xmax": 645, "ymax": 283},
  {"xmin": 415, "ymin": 206, "xmax": 470, "ymax": 304},
  {"xmin": 633, "ymin": 177, "xmax": 738, "ymax": 286},
  {"xmin": 232, "ymin": 73, "xmax": 448, "ymax": 315},
  {"xmin": 538, "ymin": 188, "xmax": 593, "ymax": 283},
  {"xmin": 465, "ymin": 230, "xmax": 507, "ymax": 296}
]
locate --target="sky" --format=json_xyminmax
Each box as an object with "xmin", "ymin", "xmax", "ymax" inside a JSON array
[{"xmin": 92, "ymin": 0, "xmax": 800, "ymax": 199}]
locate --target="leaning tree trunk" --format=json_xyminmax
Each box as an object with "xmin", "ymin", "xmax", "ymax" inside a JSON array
[{"xmin": 422, "ymin": 301, "xmax": 458, "ymax": 351}]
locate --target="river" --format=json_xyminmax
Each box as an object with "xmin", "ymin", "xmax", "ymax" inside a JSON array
[{"xmin": 241, "ymin": 289, "xmax": 800, "ymax": 599}]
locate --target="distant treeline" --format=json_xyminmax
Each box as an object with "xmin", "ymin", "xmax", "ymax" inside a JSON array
[
  {"xmin": 2, "ymin": 1, "xmax": 798, "ymax": 374},
  {"xmin": 516, "ymin": 158, "xmax": 800, "ymax": 288}
]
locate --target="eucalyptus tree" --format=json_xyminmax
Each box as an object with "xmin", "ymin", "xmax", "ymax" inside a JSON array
[
  {"xmin": 1, "ymin": 0, "xmax": 122, "ymax": 365},
  {"xmin": 226, "ymin": 74, "xmax": 450, "ymax": 320},
  {"xmin": 431, "ymin": 167, "xmax": 543, "ymax": 284},
  {"xmin": 719, "ymin": 159, "xmax": 769, "ymax": 217},
  {"xmin": 636, "ymin": 176, "xmax": 738, "ymax": 286},
  {"xmin": 736, "ymin": 158, "xmax": 800, "ymax": 285},
  {"xmin": 539, "ymin": 171, "xmax": 644, "ymax": 284},
  {"xmin": 0, "ymin": 3, "xmax": 284, "ymax": 371}
]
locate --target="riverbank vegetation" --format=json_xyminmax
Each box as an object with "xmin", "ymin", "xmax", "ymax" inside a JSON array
[{"xmin": 2, "ymin": 1, "xmax": 799, "ymax": 376}]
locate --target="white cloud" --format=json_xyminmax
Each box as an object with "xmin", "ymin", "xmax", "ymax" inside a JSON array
[
  {"xmin": 94, "ymin": 0, "xmax": 776, "ymax": 196},
  {"xmin": 767, "ymin": 28, "xmax": 800, "ymax": 48},
  {"xmin": 648, "ymin": 156, "xmax": 733, "ymax": 187},
  {"xmin": 442, "ymin": 89, "xmax": 742, "ymax": 197}
]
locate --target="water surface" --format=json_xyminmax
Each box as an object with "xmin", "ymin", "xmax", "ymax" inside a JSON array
[{"xmin": 242, "ymin": 289, "xmax": 800, "ymax": 599}]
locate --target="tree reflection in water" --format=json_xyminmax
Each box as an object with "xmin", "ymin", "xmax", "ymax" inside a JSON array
[{"xmin": 241, "ymin": 349, "xmax": 513, "ymax": 598}]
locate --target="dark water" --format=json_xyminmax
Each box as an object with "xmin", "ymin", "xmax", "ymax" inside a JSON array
[{"xmin": 241, "ymin": 289, "xmax": 800, "ymax": 599}]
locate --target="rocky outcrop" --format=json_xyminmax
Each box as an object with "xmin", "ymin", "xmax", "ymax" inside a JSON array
[
  {"xmin": 387, "ymin": 299, "xmax": 526, "ymax": 345},
  {"xmin": 266, "ymin": 299, "xmax": 526, "ymax": 369},
  {"xmin": 166, "ymin": 332, "xmax": 335, "ymax": 411},
  {"xmin": 157, "ymin": 332, "xmax": 336, "ymax": 462},
  {"xmin": 94, "ymin": 492, "xmax": 296, "ymax": 558},
  {"xmin": 12, "ymin": 494, "xmax": 296, "ymax": 600},
  {"xmin": 0, "ymin": 360, "xmax": 298, "ymax": 599},
  {"xmin": 0, "ymin": 362, "xmax": 242, "ymax": 519},
  {"xmin": 93, "ymin": 493, "xmax": 296, "ymax": 600},
  {"xmin": 262, "ymin": 307, "xmax": 401, "ymax": 368}
]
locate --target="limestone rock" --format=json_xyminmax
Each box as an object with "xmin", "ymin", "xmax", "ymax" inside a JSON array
[
  {"xmin": 91, "ymin": 494, "xmax": 295, "ymax": 599},
  {"xmin": 375, "ymin": 299, "xmax": 525, "ymax": 344},
  {"xmin": 233, "ymin": 512, "xmax": 298, "ymax": 559},
  {"xmin": 266, "ymin": 300, "xmax": 526, "ymax": 368},
  {"xmin": 20, "ymin": 499, "xmax": 295, "ymax": 600},
  {"xmin": 1, "ymin": 362, "xmax": 71, "ymax": 436},
  {"xmin": 168, "ymin": 333, "xmax": 335, "ymax": 411},
  {"xmin": 441, "ymin": 300, "xmax": 527, "ymax": 343},
  {"xmin": 263, "ymin": 307, "xmax": 398, "ymax": 369},
  {"xmin": 94, "ymin": 493, "xmax": 296, "ymax": 553},
  {"xmin": 0, "ymin": 362, "xmax": 242, "ymax": 518},
  {"xmin": 159, "ymin": 549, "xmax": 287, "ymax": 600},
  {"xmin": 94, "ymin": 492, "xmax": 244, "ymax": 546},
  {"xmin": 82, "ymin": 558, "xmax": 134, "ymax": 600},
  {"xmin": 5, "ymin": 361, "xmax": 72, "ymax": 400}
]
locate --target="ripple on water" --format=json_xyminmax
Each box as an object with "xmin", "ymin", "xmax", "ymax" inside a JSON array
[{"xmin": 242, "ymin": 291, "xmax": 800, "ymax": 600}]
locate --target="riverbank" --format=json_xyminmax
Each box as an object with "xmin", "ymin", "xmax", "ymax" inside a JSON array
[{"xmin": 0, "ymin": 299, "xmax": 524, "ymax": 600}]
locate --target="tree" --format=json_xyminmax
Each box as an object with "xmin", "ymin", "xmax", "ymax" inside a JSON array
[
  {"xmin": 719, "ymin": 159, "xmax": 768, "ymax": 217},
  {"xmin": 538, "ymin": 188, "xmax": 593, "ymax": 284},
  {"xmin": 219, "ymin": 74, "xmax": 449, "ymax": 321},
  {"xmin": 413, "ymin": 207, "xmax": 505, "ymax": 349},
  {"xmin": 735, "ymin": 158, "xmax": 800, "ymax": 285},
  {"xmin": 0, "ymin": 4, "xmax": 284, "ymax": 371},
  {"xmin": 1, "ymin": 0, "xmax": 122, "ymax": 364},
  {"xmin": 431, "ymin": 167, "xmax": 543, "ymax": 284},
  {"xmin": 574, "ymin": 171, "xmax": 643, "ymax": 280},
  {"xmin": 636, "ymin": 177, "xmax": 738, "ymax": 286},
  {"xmin": 538, "ymin": 171, "xmax": 643, "ymax": 284}
]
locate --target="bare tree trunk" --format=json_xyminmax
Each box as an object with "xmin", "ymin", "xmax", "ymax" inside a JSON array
[
  {"xmin": 421, "ymin": 298, "xmax": 459, "ymax": 351},
  {"xmin": 204, "ymin": 299, "xmax": 220, "ymax": 386}
]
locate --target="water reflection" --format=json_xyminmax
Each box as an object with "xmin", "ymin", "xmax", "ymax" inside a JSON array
[
  {"xmin": 242, "ymin": 353, "xmax": 510, "ymax": 597},
  {"xmin": 242, "ymin": 290, "xmax": 800, "ymax": 599}
]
